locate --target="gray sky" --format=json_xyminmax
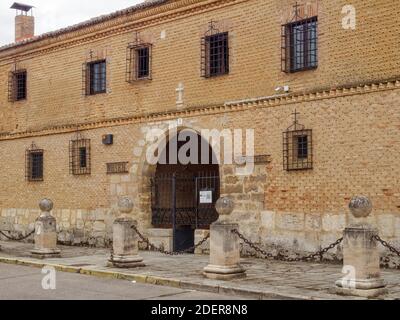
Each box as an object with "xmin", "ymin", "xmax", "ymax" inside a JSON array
[{"xmin": 0, "ymin": 0, "xmax": 144, "ymax": 46}]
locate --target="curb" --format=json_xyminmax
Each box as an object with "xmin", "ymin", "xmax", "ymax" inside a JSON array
[{"xmin": 0, "ymin": 256, "xmax": 312, "ymax": 300}]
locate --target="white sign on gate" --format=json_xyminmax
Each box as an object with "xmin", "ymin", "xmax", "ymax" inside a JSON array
[{"xmin": 199, "ymin": 191, "xmax": 213, "ymax": 204}]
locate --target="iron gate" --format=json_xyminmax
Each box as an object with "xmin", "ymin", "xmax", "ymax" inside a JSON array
[{"xmin": 151, "ymin": 172, "xmax": 220, "ymax": 252}]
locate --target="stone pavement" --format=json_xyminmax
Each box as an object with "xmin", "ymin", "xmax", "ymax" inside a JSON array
[{"xmin": 1, "ymin": 240, "xmax": 400, "ymax": 300}]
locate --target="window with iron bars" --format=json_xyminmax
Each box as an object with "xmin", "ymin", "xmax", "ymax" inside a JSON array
[
  {"xmin": 126, "ymin": 44, "xmax": 152, "ymax": 82},
  {"xmin": 281, "ymin": 17, "xmax": 318, "ymax": 73},
  {"xmin": 83, "ymin": 60, "xmax": 106, "ymax": 95},
  {"xmin": 283, "ymin": 129, "xmax": 313, "ymax": 171},
  {"xmin": 8, "ymin": 70, "xmax": 27, "ymax": 102},
  {"xmin": 25, "ymin": 147, "xmax": 44, "ymax": 181},
  {"xmin": 283, "ymin": 111, "xmax": 313, "ymax": 172},
  {"xmin": 201, "ymin": 30, "xmax": 229, "ymax": 78},
  {"xmin": 69, "ymin": 138, "xmax": 91, "ymax": 175}
]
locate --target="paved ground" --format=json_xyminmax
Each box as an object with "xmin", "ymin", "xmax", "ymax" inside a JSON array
[
  {"xmin": 0, "ymin": 263, "xmax": 245, "ymax": 300},
  {"xmin": 1, "ymin": 240, "xmax": 400, "ymax": 300}
]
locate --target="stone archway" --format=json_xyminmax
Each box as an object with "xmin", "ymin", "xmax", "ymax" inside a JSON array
[{"xmin": 133, "ymin": 123, "xmax": 222, "ymax": 252}]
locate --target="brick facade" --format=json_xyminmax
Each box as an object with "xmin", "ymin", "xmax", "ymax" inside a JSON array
[{"xmin": 0, "ymin": 0, "xmax": 399, "ymax": 259}]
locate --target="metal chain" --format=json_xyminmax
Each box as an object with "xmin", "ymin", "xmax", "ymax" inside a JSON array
[
  {"xmin": 232, "ymin": 229, "xmax": 343, "ymax": 262},
  {"xmin": 373, "ymin": 235, "xmax": 400, "ymax": 257},
  {"xmin": 0, "ymin": 229, "xmax": 35, "ymax": 241},
  {"xmin": 131, "ymin": 224, "xmax": 210, "ymax": 256}
]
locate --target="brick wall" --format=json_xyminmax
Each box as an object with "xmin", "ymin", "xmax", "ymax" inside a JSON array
[
  {"xmin": 0, "ymin": 0, "xmax": 399, "ymax": 261},
  {"xmin": 0, "ymin": 0, "xmax": 399, "ymax": 133}
]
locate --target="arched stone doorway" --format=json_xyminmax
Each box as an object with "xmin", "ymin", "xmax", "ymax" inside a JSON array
[{"xmin": 150, "ymin": 128, "xmax": 220, "ymax": 252}]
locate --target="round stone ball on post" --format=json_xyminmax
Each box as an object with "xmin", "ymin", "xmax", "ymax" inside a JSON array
[
  {"xmin": 108, "ymin": 197, "xmax": 145, "ymax": 268},
  {"xmin": 215, "ymin": 196, "xmax": 235, "ymax": 223},
  {"xmin": 203, "ymin": 196, "xmax": 246, "ymax": 280},
  {"xmin": 335, "ymin": 196, "xmax": 388, "ymax": 298},
  {"xmin": 31, "ymin": 199, "xmax": 61, "ymax": 259}
]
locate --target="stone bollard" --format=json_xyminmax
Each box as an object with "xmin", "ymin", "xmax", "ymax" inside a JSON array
[
  {"xmin": 31, "ymin": 199, "xmax": 61, "ymax": 259},
  {"xmin": 203, "ymin": 197, "xmax": 246, "ymax": 280},
  {"xmin": 335, "ymin": 196, "xmax": 388, "ymax": 298},
  {"xmin": 108, "ymin": 198, "xmax": 145, "ymax": 268}
]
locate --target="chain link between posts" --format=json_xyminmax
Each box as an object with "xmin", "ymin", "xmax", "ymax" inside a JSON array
[
  {"xmin": 231, "ymin": 229, "xmax": 343, "ymax": 262},
  {"xmin": 131, "ymin": 224, "xmax": 210, "ymax": 256},
  {"xmin": 373, "ymin": 235, "xmax": 400, "ymax": 257},
  {"xmin": 0, "ymin": 229, "xmax": 35, "ymax": 242}
]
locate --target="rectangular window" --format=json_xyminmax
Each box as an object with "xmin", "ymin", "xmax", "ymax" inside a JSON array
[
  {"xmin": 282, "ymin": 17, "xmax": 318, "ymax": 73},
  {"xmin": 87, "ymin": 60, "xmax": 106, "ymax": 95},
  {"xmin": 204, "ymin": 32, "xmax": 229, "ymax": 77},
  {"xmin": 8, "ymin": 70, "xmax": 27, "ymax": 102},
  {"xmin": 126, "ymin": 44, "xmax": 152, "ymax": 82},
  {"xmin": 69, "ymin": 139, "xmax": 91, "ymax": 175},
  {"xmin": 283, "ymin": 129, "xmax": 313, "ymax": 171},
  {"xmin": 26, "ymin": 150, "xmax": 44, "ymax": 181},
  {"xmin": 79, "ymin": 147, "xmax": 87, "ymax": 168},
  {"xmin": 296, "ymin": 135, "xmax": 308, "ymax": 159},
  {"xmin": 136, "ymin": 47, "xmax": 150, "ymax": 79}
]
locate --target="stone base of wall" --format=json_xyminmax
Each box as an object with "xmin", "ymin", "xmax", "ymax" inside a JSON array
[
  {"xmin": 1, "ymin": 207, "xmax": 400, "ymax": 268},
  {"xmin": 147, "ymin": 228, "xmax": 173, "ymax": 252}
]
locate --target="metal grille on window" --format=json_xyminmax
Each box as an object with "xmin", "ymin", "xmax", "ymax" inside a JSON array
[
  {"xmin": 8, "ymin": 70, "xmax": 27, "ymax": 102},
  {"xmin": 25, "ymin": 142, "xmax": 44, "ymax": 181},
  {"xmin": 201, "ymin": 21, "xmax": 229, "ymax": 78},
  {"xmin": 281, "ymin": 3, "xmax": 318, "ymax": 73},
  {"xmin": 82, "ymin": 56, "xmax": 107, "ymax": 95},
  {"xmin": 283, "ymin": 110, "xmax": 313, "ymax": 171},
  {"xmin": 69, "ymin": 132, "xmax": 91, "ymax": 175},
  {"xmin": 107, "ymin": 162, "xmax": 129, "ymax": 174},
  {"xmin": 126, "ymin": 33, "xmax": 152, "ymax": 82}
]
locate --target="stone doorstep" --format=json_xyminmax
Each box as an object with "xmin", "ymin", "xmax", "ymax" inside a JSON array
[{"xmin": 0, "ymin": 255, "xmax": 367, "ymax": 300}]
